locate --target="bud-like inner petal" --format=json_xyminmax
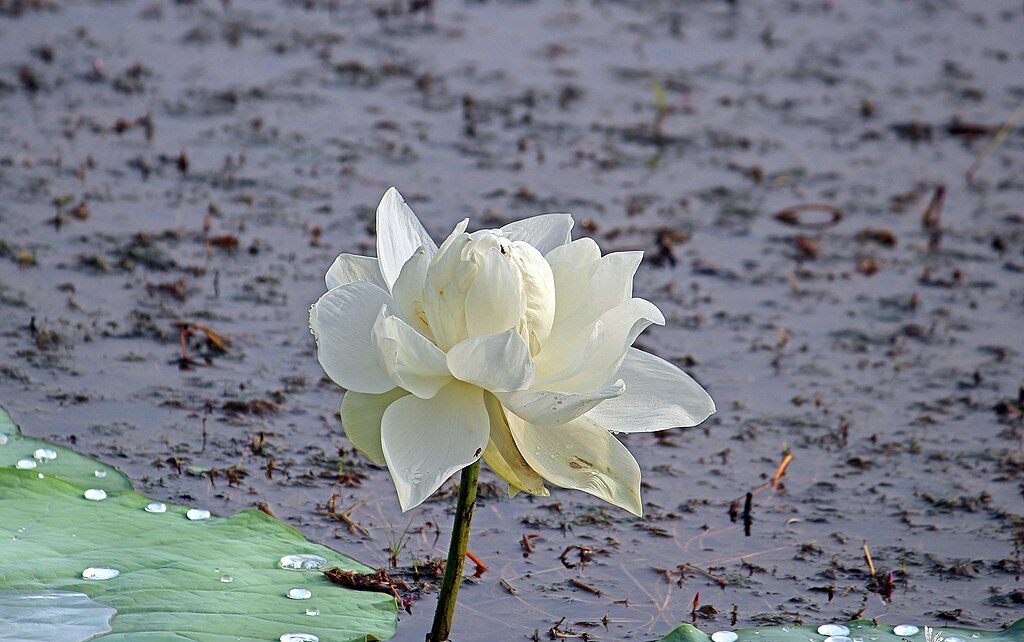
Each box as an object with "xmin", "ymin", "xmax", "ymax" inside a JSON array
[{"xmin": 411, "ymin": 228, "xmax": 556, "ymax": 355}]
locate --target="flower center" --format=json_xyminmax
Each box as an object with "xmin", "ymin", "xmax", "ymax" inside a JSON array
[{"xmin": 410, "ymin": 228, "xmax": 555, "ymax": 353}]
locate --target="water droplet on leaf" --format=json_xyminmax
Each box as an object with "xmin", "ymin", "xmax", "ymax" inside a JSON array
[
  {"xmin": 33, "ymin": 448, "xmax": 57, "ymax": 461},
  {"xmin": 82, "ymin": 567, "xmax": 119, "ymax": 581},
  {"xmin": 712, "ymin": 632, "xmax": 739, "ymax": 642},
  {"xmin": 818, "ymin": 625, "xmax": 851, "ymax": 637},
  {"xmin": 287, "ymin": 588, "xmax": 312, "ymax": 600},
  {"xmin": 279, "ymin": 554, "xmax": 327, "ymax": 571},
  {"xmin": 220, "ymin": 575, "xmax": 233, "ymax": 583},
  {"xmin": 83, "ymin": 489, "xmax": 107, "ymax": 501},
  {"xmin": 893, "ymin": 626, "xmax": 919, "ymax": 637},
  {"xmin": 280, "ymin": 634, "xmax": 319, "ymax": 642},
  {"xmin": 186, "ymin": 508, "xmax": 210, "ymax": 521},
  {"xmin": 94, "ymin": 470, "xmax": 107, "ymax": 478},
  {"xmin": 16, "ymin": 459, "xmax": 36, "ymax": 469},
  {"xmin": 305, "ymin": 608, "xmax": 320, "ymax": 616},
  {"xmin": 144, "ymin": 502, "xmax": 166, "ymax": 513}
]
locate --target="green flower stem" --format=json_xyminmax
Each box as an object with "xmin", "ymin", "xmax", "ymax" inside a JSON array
[{"xmin": 428, "ymin": 459, "xmax": 480, "ymax": 642}]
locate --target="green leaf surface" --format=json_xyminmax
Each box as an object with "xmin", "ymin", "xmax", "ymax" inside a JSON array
[
  {"xmin": 0, "ymin": 467, "xmax": 397, "ymax": 641},
  {"xmin": 659, "ymin": 620, "xmax": 1024, "ymax": 642},
  {"xmin": 0, "ymin": 406, "xmax": 132, "ymax": 492}
]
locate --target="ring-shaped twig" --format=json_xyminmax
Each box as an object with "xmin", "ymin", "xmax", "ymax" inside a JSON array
[{"xmin": 773, "ymin": 203, "xmax": 844, "ymax": 228}]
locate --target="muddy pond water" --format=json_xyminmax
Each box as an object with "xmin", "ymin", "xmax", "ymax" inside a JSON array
[{"xmin": 1, "ymin": 1, "xmax": 1022, "ymax": 640}]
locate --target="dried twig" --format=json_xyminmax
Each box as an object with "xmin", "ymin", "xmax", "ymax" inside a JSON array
[
  {"xmin": 967, "ymin": 99, "xmax": 1024, "ymax": 180},
  {"xmin": 465, "ymin": 550, "xmax": 488, "ymax": 577},
  {"xmin": 521, "ymin": 533, "xmax": 540, "ymax": 557},
  {"xmin": 863, "ymin": 540, "xmax": 876, "ymax": 576},
  {"xmin": 677, "ymin": 563, "xmax": 727, "ymax": 589},
  {"xmin": 774, "ymin": 203, "xmax": 844, "ymax": 228},
  {"xmin": 567, "ymin": 578, "xmax": 602, "ymax": 596},
  {"xmin": 499, "ymin": 577, "xmax": 518, "ymax": 595},
  {"xmin": 771, "ymin": 452, "xmax": 793, "ymax": 490}
]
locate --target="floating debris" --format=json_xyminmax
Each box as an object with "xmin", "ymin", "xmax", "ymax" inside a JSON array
[
  {"xmin": 323, "ymin": 566, "xmax": 411, "ymax": 613},
  {"xmin": 287, "ymin": 588, "xmax": 312, "ymax": 600},
  {"xmin": 774, "ymin": 203, "xmax": 843, "ymax": 228},
  {"xmin": 82, "ymin": 567, "xmax": 120, "ymax": 581},
  {"xmin": 83, "ymin": 489, "xmax": 107, "ymax": 501},
  {"xmin": 186, "ymin": 508, "xmax": 210, "ymax": 521},
  {"xmin": 144, "ymin": 502, "xmax": 167, "ymax": 513},
  {"xmin": 894, "ymin": 626, "xmax": 920, "ymax": 637}
]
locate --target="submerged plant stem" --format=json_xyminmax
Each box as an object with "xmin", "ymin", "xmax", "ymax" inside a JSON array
[{"xmin": 428, "ymin": 459, "xmax": 480, "ymax": 642}]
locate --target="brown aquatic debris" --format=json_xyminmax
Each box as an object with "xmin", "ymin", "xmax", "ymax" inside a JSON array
[
  {"xmin": 315, "ymin": 495, "xmax": 369, "ymax": 537},
  {"xmin": 653, "ymin": 227, "xmax": 690, "ymax": 266},
  {"xmin": 742, "ymin": 492, "xmax": 753, "ymax": 536},
  {"xmin": 856, "ymin": 258, "xmax": 881, "ymax": 276},
  {"xmin": 521, "ymin": 532, "xmax": 541, "ymax": 557},
  {"xmin": 323, "ymin": 567, "xmax": 412, "ymax": 613},
  {"xmin": 856, "ymin": 228, "xmax": 897, "ymax": 247},
  {"xmin": 548, "ymin": 617, "xmax": 590, "ymax": 640},
  {"xmin": 567, "ymin": 578, "xmax": 602, "ymax": 596},
  {"xmin": 221, "ymin": 399, "xmax": 279, "ymax": 417},
  {"xmin": 253, "ymin": 501, "xmax": 275, "ymax": 517},
  {"xmin": 208, "ymin": 234, "xmax": 240, "ymax": 251},
  {"xmin": 921, "ymin": 185, "xmax": 945, "ymax": 251},
  {"xmin": 559, "ymin": 545, "xmax": 593, "ymax": 569},
  {"xmin": 794, "ymin": 236, "xmax": 820, "ymax": 260},
  {"xmin": 176, "ymin": 322, "xmax": 231, "ymax": 369},
  {"xmin": 921, "ymin": 185, "xmax": 945, "ymax": 231},
  {"xmin": 668, "ymin": 563, "xmax": 727, "ymax": 589}
]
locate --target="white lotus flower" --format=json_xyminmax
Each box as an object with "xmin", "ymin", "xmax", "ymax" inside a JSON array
[{"xmin": 310, "ymin": 188, "xmax": 715, "ymax": 516}]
